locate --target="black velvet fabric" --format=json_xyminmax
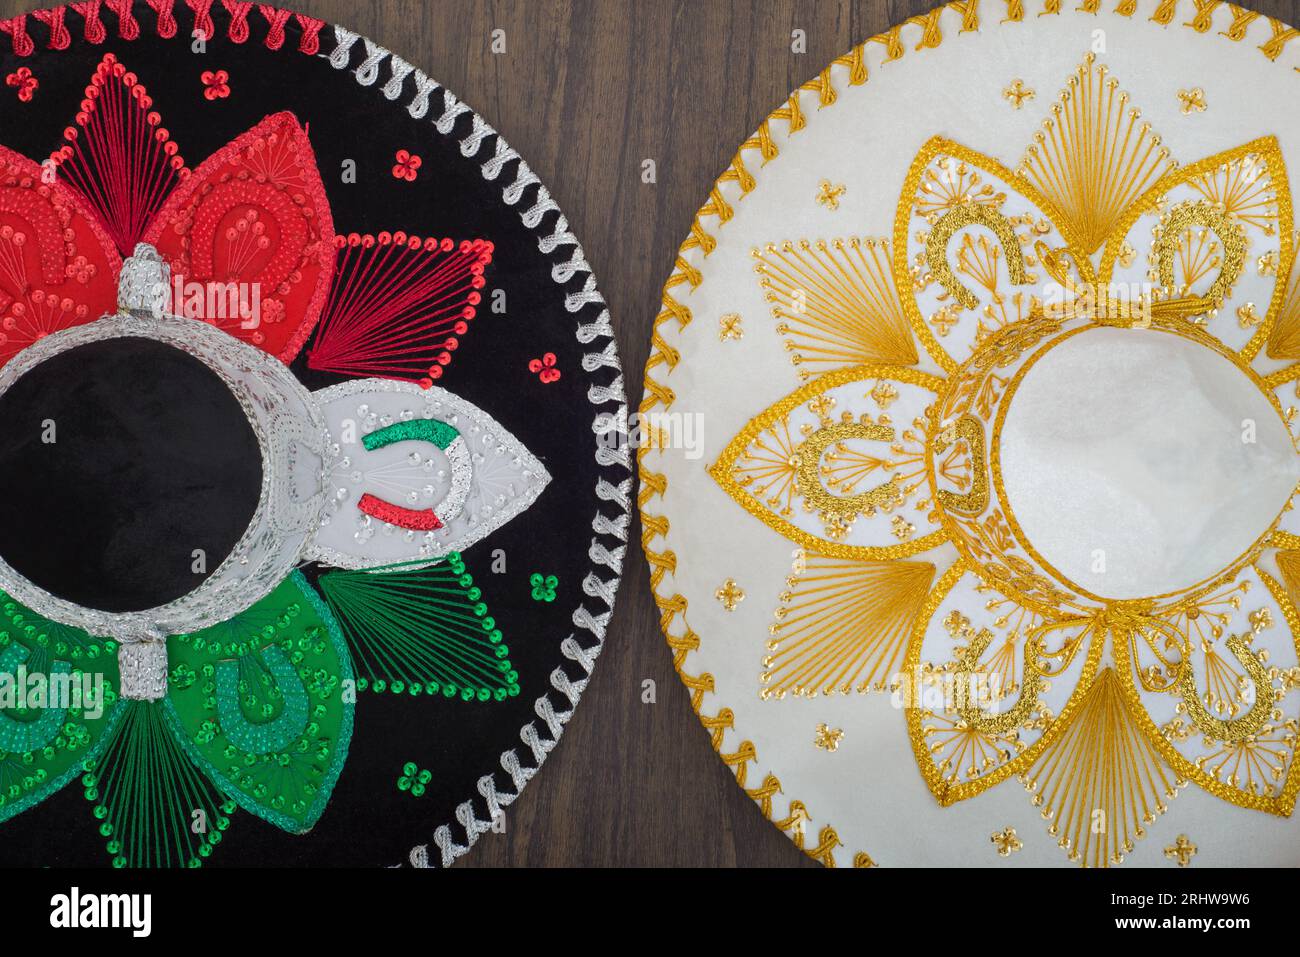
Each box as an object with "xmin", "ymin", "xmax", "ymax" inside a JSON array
[
  {"xmin": 0, "ymin": 337, "xmax": 262, "ymax": 611},
  {"xmin": 0, "ymin": 2, "xmax": 621, "ymax": 866}
]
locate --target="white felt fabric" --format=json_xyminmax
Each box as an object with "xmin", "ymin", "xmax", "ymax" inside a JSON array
[{"xmin": 645, "ymin": 0, "xmax": 1300, "ymax": 866}]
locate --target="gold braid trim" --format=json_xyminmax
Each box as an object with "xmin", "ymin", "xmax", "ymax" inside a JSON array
[{"xmin": 641, "ymin": 0, "xmax": 1300, "ymax": 868}]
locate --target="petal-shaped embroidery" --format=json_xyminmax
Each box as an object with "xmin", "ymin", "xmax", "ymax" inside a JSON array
[
  {"xmin": 164, "ymin": 572, "xmax": 354, "ymax": 834},
  {"xmin": 144, "ymin": 112, "xmax": 336, "ymax": 363},
  {"xmin": 0, "ymin": 145, "xmax": 120, "ymax": 366},
  {"xmin": 751, "ymin": 237, "xmax": 918, "ymax": 379},
  {"xmin": 762, "ymin": 549, "xmax": 935, "ymax": 698},
  {"xmin": 903, "ymin": 560, "xmax": 1103, "ymax": 806},
  {"xmin": 710, "ymin": 364, "xmax": 946, "ymax": 559},
  {"xmin": 306, "ymin": 379, "xmax": 550, "ymax": 570},
  {"xmin": 87, "ymin": 700, "xmax": 235, "ymax": 868},
  {"xmin": 50, "ymin": 53, "xmax": 187, "ymax": 257},
  {"xmin": 316, "ymin": 552, "xmax": 520, "ymax": 702},
  {"xmin": 307, "ymin": 232, "xmax": 493, "ymax": 383},
  {"xmin": 894, "ymin": 136, "xmax": 1095, "ymax": 374},
  {"xmin": 0, "ymin": 592, "xmax": 122, "ymax": 826},
  {"xmin": 1100, "ymin": 137, "xmax": 1293, "ymax": 360},
  {"xmin": 1115, "ymin": 562, "xmax": 1300, "ymax": 816}
]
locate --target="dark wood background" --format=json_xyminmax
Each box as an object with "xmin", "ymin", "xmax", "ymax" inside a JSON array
[{"xmin": 3, "ymin": 0, "xmax": 1297, "ymax": 867}]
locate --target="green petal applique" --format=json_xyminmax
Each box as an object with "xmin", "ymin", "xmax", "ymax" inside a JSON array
[
  {"xmin": 83, "ymin": 699, "xmax": 234, "ymax": 868},
  {"xmin": 163, "ymin": 571, "xmax": 354, "ymax": 834},
  {"xmin": 0, "ymin": 593, "xmax": 123, "ymax": 826},
  {"xmin": 317, "ymin": 553, "xmax": 519, "ymax": 702}
]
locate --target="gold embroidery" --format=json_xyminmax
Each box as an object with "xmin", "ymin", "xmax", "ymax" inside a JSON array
[
  {"xmin": 1176, "ymin": 614, "xmax": 1274, "ymax": 743},
  {"xmin": 816, "ymin": 180, "xmax": 847, "ymax": 210},
  {"xmin": 1151, "ymin": 200, "xmax": 1247, "ymax": 312},
  {"xmin": 753, "ymin": 238, "xmax": 919, "ymax": 376},
  {"xmin": 933, "ymin": 414, "xmax": 989, "ymax": 515},
  {"xmin": 644, "ymin": 0, "xmax": 1300, "ymax": 871},
  {"xmin": 814, "ymin": 723, "xmax": 844, "ymax": 751},
  {"xmin": 1025, "ymin": 668, "xmax": 1179, "ymax": 867},
  {"xmin": 715, "ymin": 579, "xmax": 745, "ymax": 612},
  {"xmin": 1177, "ymin": 87, "xmax": 1207, "ymax": 113},
  {"xmin": 925, "ymin": 203, "xmax": 1029, "ymax": 310},
  {"xmin": 710, "ymin": 365, "xmax": 947, "ymax": 561},
  {"xmin": 1164, "ymin": 834, "xmax": 1197, "ymax": 866},
  {"xmin": 1003, "ymin": 78, "xmax": 1035, "ymax": 109},
  {"xmin": 1018, "ymin": 54, "xmax": 1176, "ymax": 254},
  {"xmin": 718, "ymin": 312, "xmax": 744, "ymax": 341},
  {"xmin": 991, "ymin": 826, "xmax": 1023, "ymax": 855},
  {"xmin": 765, "ymin": 555, "xmax": 935, "ymax": 698}
]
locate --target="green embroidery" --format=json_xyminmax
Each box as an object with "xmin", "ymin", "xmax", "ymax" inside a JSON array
[
  {"xmin": 397, "ymin": 761, "xmax": 432, "ymax": 797},
  {"xmin": 529, "ymin": 573, "xmax": 559, "ymax": 602},
  {"xmin": 363, "ymin": 417, "xmax": 460, "ymax": 452},
  {"xmin": 165, "ymin": 571, "xmax": 354, "ymax": 835},
  {"xmin": 318, "ymin": 553, "xmax": 519, "ymax": 702},
  {"xmin": 214, "ymin": 645, "xmax": 310, "ymax": 755},
  {"xmin": 84, "ymin": 700, "xmax": 233, "ymax": 869},
  {"xmin": 0, "ymin": 644, "xmax": 69, "ymax": 753},
  {"xmin": 0, "ymin": 594, "xmax": 121, "ymax": 827}
]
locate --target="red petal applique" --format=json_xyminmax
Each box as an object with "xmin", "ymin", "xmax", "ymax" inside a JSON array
[
  {"xmin": 307, "ymin": 233, "xmax": 493, "ymax": 383},
  {"xmin": 144, "ymin": 111, "xmax": 336, "ymax": 362},
  {"xmin": 0, "ymin": 145, "xmax": 120, "ymax": 367},
  {"xmin": 50, "ymin": 53, "xmax": 187, "ymax": 257}
]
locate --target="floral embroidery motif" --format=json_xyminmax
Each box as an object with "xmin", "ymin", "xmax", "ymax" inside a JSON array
[
  {"xmin": 5, "ymin": 67, "xmax": 37, "ymax": 102},
  {"xmin": 715, "ymin": 578, "xmax": 745, "ymax": 611},
  {"xmin": 1164, "ymin": 834, "xmax": 1197, "ymax": 866},
  {"xmin": 398, "ymin": 762, "xmax": 433, "ymax": 797},
  {"xmin": 813, "ymin": 723, "xmax": 844, "ymax": 751},
  {"xmin": 0, "ymin": 49, "xmax": 537, "ymax": 868},
  {"xmin": 710, "ymin": 52, "xmax": 1300, "ymax": 867},
  {"xmin": 529, "ymin": 573, "xmax": 559, "ymax": 602},
  {"xmin": 1178, "ymin": 87, "xmax": 1207, "ymax": 114},
  {"xmin": 1002, "ymin": 78, "xmax": 1034, "ymax": 109},
  {"xmin": 529, "ymin": 351, "xmax": 561, "ymax": 383},
  {"xmin": 392, "ymin": 149, "xmax": 422, "ymax": 181},
  {"xmin": 991, "ymin": 827, "xmax": 1023, "ymax": 856},
  {"xmin": 816, "ymin": 180, "xmax": 846, "ymax": 210},
  {"xmin": 200, "ymin": 69, "xmax": 230, "ymax": 100}
]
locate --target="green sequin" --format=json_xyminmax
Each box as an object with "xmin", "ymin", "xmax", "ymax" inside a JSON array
[{"xmin": 362, "ymin": 418, "xmax": 460, "ymax": 452}]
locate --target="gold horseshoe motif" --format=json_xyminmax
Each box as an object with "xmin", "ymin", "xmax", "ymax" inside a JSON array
[
  {"xmin": 926, "ymin": 204, "xmax": 1029, "ymax": 310},
  {"xmin": 1177, "ymin": 631, "xmax": 1272, "ymax": 742},
  {"xmin": 1153, "ymin": 200, "xmax": 1247, "ymax": 310},
  {"xmin": 933, "ymin": 414, "xmax": 988, "ymax": 515},
  {"xmin": 792, "ymin": 420, "xmax": 900, "ymax": 522},
  {"xmin": 953, "ymin": 617, "xmax": 1092, "ymax": 735}
]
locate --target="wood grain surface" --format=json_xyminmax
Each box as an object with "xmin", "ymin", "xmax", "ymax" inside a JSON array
[{"xmin": 3, "ymin": 0, "xmax": 1298, "ymax": 868}]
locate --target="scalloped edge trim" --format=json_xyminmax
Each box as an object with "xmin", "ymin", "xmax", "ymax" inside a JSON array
[{"xmin": 639, "ymin": 0, "xmax": 1300, "ymax": 869}]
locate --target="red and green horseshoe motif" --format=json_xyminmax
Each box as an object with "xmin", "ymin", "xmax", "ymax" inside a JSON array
[{"xmin": 355, "ymin": 417, "xmax": 472, "ymax": 531}]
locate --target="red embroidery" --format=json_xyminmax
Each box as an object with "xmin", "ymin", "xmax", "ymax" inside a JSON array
[
  {"xmin": 70, "ymin": 1, "xmax": 106, "ymax": 45},
  {"xmin": 200, "ymin": 68, "xmax": 230, "ymax": 99},
  {"xmin": 357, "ymin": 493, "xmax": 442, "ymax": 532},
  {"xmin": 1, "ymin": 51, "xmax": 495, "ymax": 384},
  {"xmin": 51, "ymin": 54, "xmax": 187, "ymax": 256},
  {"xmin": 222, "ymin": 0, "xmax": 254, "ymax": 44},
  {"xmin": 185, "ymin": 0, "xmax": 215, "ymax": 42},
  {"xmin": 529, "ymin": 353, "xmax": 561, "ymax": 384},
  {"xmin": 32, "ymin": 8, "xmax": 71, "ymax": 50},
  {"xmin": 146, "ymin": 0, "xmax": 179, "ymax": 39},
  {"xmin": 9, "ymin": 1, "xmax": 342, "ymax": 54},
  {"xmin": 257, "ymin": 4, "xmax": 292, "ymax": 50},
  {"xmin": 5, "ymin": 68, "xmax": 37, "ymax": 102},
  {"xmin": 0, "ymin": 147, "xmax": 120, "ymax": 365},
  {"xmin": 145, "ymin": 111, "xmax": 335, "ymax": 362},
  {"xmin": 392, "ymin": 150, "xmax": 422, "ymax": 182},
  {"xmin": 0, "ymin": 16, "xmax": 34, "ymax": 56},
  {"xmin": 308, "ymin": 234, "xmax": 492, "ymax": 383}
]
